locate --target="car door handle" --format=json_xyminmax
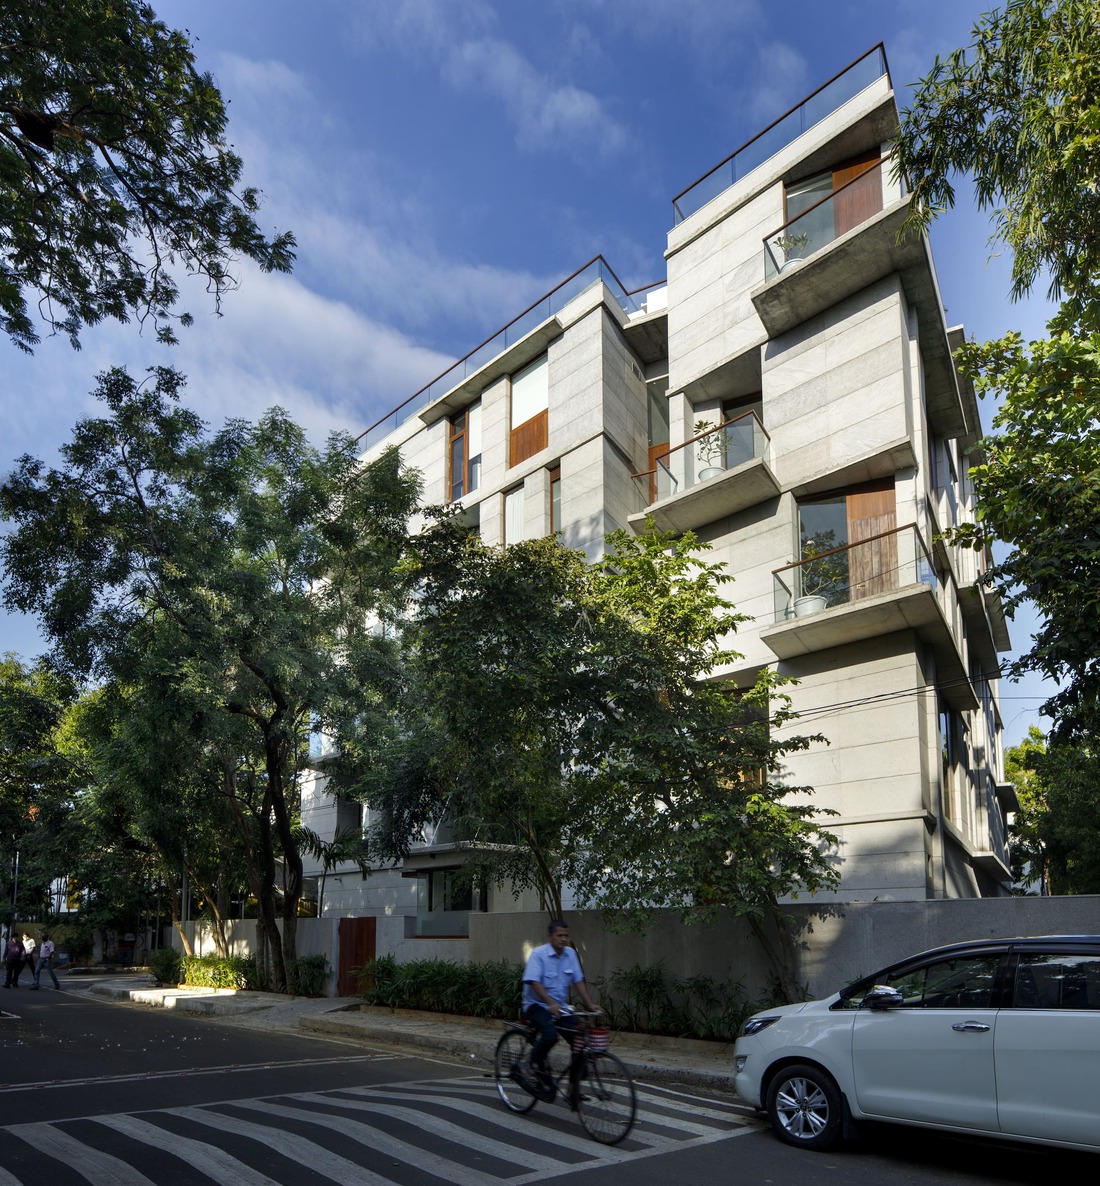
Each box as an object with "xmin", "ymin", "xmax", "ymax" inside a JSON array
[{"xmin": 951, "ymin": 1022, "xmax": 991, "ymax": 1032}]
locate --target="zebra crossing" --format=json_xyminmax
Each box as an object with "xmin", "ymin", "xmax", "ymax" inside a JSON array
[{"xmin": 1, "ymin": 1073, "xmax": 763, "ymax": 1185}]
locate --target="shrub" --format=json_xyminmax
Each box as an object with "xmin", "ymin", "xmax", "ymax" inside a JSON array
[
  {"xmin": 590, "ymin": 962, "xmax": 757, "ymax": 1042},
  {"xmin": 180, "ymin": 955, "xmax": 258, "ymax": 990},
  {"xmin": 148, "ymin": 946, "xmax": 181, "ymax": 985},
  {"xmin": 354, "ymin": 956, "xmax": 762, "ymax": 1041},
  {"xmin": 287, "ymin": 954, "xmax": 328, "ymax": 997},
  {"xmin": 357, "ymin": 956, "xmax": 523, "ymax": 1019}
]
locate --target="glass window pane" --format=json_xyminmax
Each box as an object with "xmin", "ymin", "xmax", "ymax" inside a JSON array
[
  {"xmin": 511, "ymin": 354, "xmax": 549, "ymax": 426},
  {"xmin": 505, "ymin": 485, "xmax": 525, "ymax": 544},
  {"xmin": 1016, "ymin": 953, "xmax": 1100, "ymax": 1010},
  {"xmin": 887, "ymin": 955, "xmax": 1002, "ymax": 1008}
]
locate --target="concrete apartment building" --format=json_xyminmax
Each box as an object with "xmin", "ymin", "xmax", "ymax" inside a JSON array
[{"xmin": 302, "ymin": 45, "xmax": 1016, "ymax": 956}]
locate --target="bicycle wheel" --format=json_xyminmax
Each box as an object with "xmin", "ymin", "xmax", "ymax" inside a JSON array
[
  {"xmin": 494, "ymin": 1029, "xmax": 538, "ymax": 1114},
  {"xmin": 575, "ymin": 1052, "xmax": 636, "ymax": 1145}
]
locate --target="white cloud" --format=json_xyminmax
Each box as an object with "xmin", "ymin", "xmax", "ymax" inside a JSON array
[
  {"xmin": 355, "ymin": 0, "xmax": 631, "ymax": 160},
  {"xmin": 741, "ymin": 41, "xmax": 811, "ymax": 126}
]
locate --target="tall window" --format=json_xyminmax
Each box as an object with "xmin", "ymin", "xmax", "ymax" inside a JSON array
[
  {"xmin": 783, "ymin": 150, "xmax": 883, "ymax": 257},
  {"xmin": 510, "ymin": 354, "xmax": 548, "ymax": 466},
  {"xmin": 504, "ymin": 484, "xmax": 525, "ymax": 545},
  {"xmin": 797, "ymin": 480, "xmax": 896, "ymax": 605},
  {"xmin": 549, "ymin": 465, "xmax": 561, "ymax": 535},
  {"xmin": 449, "ymin": 400, "xmax": 482, "ymax": 501}
]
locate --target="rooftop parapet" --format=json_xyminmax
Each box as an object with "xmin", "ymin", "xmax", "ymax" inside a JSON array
[{"xmin": 672, "ymin": 44, "xmax": 891, "ymax": 225}]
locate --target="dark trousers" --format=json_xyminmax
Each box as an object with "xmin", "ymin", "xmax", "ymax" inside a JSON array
[
  {"xmin": 4, "ymin": 958, "xmax": 21, "ymax": 987},
  {"xmin": 524, "ymin": 1004, "xmax": 578, "ymax": 1070}
]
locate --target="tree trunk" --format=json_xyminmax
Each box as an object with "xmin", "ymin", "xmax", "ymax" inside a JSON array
[
  {"xmin": 169, "ymin": 890, "xmax": 193, "ymax": 957},
  {"xmin": 747, "ymin": 905, "xmax": 801, "ymax": 1003}
]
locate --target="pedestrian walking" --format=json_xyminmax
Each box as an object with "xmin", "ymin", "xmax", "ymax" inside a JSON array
[
  {"xmin": 30, "ymin": 933, "xmax": 60, "ymax": 990},
  {"xmin": 3, "ymin": 935, "xmax": 25, "ymax": 988},
  {"xmin": 22, "ymin": 932, "xmax": 36, "ymax": 979}
]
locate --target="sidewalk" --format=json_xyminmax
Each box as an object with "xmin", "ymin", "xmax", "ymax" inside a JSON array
[{"xmin": 83, "ymin": 976, "xmax": 738, "ymax": 1094}]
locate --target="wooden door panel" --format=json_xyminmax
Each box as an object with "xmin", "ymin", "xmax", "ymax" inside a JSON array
[
  {"xmin": 832, "ymin": 149, "xmax": 883, "ymax": 238},
  {"xmin": 338, "ymin": 916, "xmax": 377, "ymax": 997},
  {"xmin": 847, "ymin": 480, "xmax": 896, "ymax": 599}
]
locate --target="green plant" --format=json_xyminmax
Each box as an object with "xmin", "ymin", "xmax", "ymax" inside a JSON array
[
  {"xmin": 774, "ymin": 230, "xmax": 810, "ymax": 260},
  {"xmin": 356, "ymin": 956, "xmax": 523, "ymax": 1019},
  {"xmin": 180, "ymin": 955, "xmax": 258, "ymax": 990},
  {"xmin": 798, "ymin": 532, "xmax": 850, "ymax": 602},
  {"xmin": 693, "ymin": 419, "xmax": 731, "ymax": 468},
  {"xmin": 148, "ymin": 946, "xmax": 181, "ymax": 985},
  {"xmin": 286, "ymin": 954, "xmax": 328, "ymax": 997}
]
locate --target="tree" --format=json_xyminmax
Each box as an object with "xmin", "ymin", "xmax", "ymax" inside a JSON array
[
  {"xmin": 895, "ymin": 0, "xmax": 1100, "ymax": 739},
  {"xmin": 1005, "ymin": 725, "xmax": 1100, "ymax": 894},
  {"xmin": 1004, "ymin": 725, "xmax": 1050, "ymax": 890},
  {"xmin": 0, "ymin": 368, "xmax": 419, "ymax": 987},
  {"xmin": 368, "ymin": 519, "xmax": 835, "ymax": 1000},
  {"xmin": 297, "ymin": 825, "xmax": 371, "ymax": 918},
  {"xmin": 895, "ymin": 0, "xmax": 1100, "ymax": 312},
  {"xmin": 0, "ymin": 653, "xmax": 79, "ymax": 924},
  {"xmin": 0, "ymin": 0, "xmax": 295, "ymax": 351}
]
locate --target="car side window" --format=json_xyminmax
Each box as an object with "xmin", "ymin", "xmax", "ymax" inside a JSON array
[
  {"xmin": 1013, "ymin": 953, "xmax": 1100, "ymax": 1010},
  {"xmin": 882, "ymin": 955, "xmax": 1002, "ymax": 1008}
]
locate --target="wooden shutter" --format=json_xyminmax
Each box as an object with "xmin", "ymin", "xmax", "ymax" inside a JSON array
[
  {"xmin": 846, "ymin": 479, "xmax": 896, "ymax": 599},
  {"xmin": 832, "ymin": 150, "xmax": 883, "ymax": 238}
]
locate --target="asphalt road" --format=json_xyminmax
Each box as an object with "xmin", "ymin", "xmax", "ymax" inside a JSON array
[{"xmin": 0, "ymin": 974, "xmax": 1093, "ymax": 1186}]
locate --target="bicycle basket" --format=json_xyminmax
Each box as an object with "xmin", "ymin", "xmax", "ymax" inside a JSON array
[{"xmin": 573, "ymin": 1027, "xmax": 611, "ymax": 1052}]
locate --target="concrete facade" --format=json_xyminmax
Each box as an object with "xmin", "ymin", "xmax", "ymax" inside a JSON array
[{"xmin": 302, "ymin": 51, "xmax": 1015, "ymax": 954}]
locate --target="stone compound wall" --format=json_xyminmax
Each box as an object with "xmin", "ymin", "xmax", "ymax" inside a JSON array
[{"xmin": 175, "ymin": 897, "xmax": 1100, "ymax": 1000}]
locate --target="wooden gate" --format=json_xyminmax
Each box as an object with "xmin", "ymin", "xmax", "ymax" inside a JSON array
[{"xmin": 337, "ymin": 916, "xmax": 377, "ymax": 997}]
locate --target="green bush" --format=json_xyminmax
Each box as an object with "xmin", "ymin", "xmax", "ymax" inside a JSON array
[
  {"xmin": 180, "ymin": 955, "xmax": 258, "ymax": 990},
  {"xmin": 357, "ymin": 956, "xmax": 523, "ymax": 1019},
  {"xmin": 287, "ymin": 954, "xmax": 328, "ymax": 997},
  {"xmin": 148, "ymin": 946, "xmax": 181, "ymax": 984},
  {"xmin": 356, "ymin": 955, "xmax": 761, "ymax": 1041},
  {"xmin": 590, "ymin": 962, "xmax": 758, "ymax": 1042}
]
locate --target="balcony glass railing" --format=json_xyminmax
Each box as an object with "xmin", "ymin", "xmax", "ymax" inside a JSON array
[
  {"xmin": 356, "ymin": 257, "xmax": 645, "ymax": 452},
  {"xmin": 772, "ymin": 524, "xmax": 937, "ymax": 622},
  {"xmin": 763, "ymin": 156, "xmax": 896, "ymax": 280},
  {"xmin": 672, "ymin": 45, "xmax": 889, "ymax": 224},
  {"xmin": 631, "ymin": 412, "xmax": 769, "ymax": 507},
  {"xmin": 415, "ymin": 910, "xmax": 470, "ymax": 938}
]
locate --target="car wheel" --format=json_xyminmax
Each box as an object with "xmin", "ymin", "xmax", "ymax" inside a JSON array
[{"xmin": 765, "ymin": 1063, "xmax": 843, "ymax": 1151}]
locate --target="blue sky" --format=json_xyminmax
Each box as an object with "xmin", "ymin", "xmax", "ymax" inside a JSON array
[{"xmin": 0, "ymin": 0, "xmax": 1057, "ymax": 744}]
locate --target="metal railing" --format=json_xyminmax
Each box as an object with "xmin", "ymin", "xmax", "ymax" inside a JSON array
[
  {"xmin": 672, "ymin": 44, "xmax": 890, "ymax": 224},
  {"xmin": 762, "ymin": 155, "xmax": 896, "ymax": 280},
  {"xmin": 772, "ymin": 523, "xmax": 936, "ymax": 622},
  {"xmin": 630, "ymin": 411, "xmax": 769, "ymax": 507},
  {"xmin": 355, "ymin": 256, "xmax": 645, "ymax": 452}
]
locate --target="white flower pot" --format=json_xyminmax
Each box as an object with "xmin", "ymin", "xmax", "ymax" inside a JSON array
[
  {"xmin": 697, "ymin": 466, "xmax": 724, "ymax": 481},
  {"xmin": 793, "ymin": 594, "xmax": 827, "ymax": 618}
]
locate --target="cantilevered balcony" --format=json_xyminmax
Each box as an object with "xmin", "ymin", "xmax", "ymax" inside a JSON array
[
  {"xmin": 763, "ymin": 524, "xmax": 976, "ymax": 710},
  {"xmin": 628, "ymin": 412, "xmax": 779, "ymax": 534},
  {"xmin": 751, "ymin": 165, "xmax": 965, "ymax": 438}
]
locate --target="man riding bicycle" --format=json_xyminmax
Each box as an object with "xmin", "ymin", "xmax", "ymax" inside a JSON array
[{"xmin": 518, "ymin": 919, "xmax": 602, "ymax": 1098}]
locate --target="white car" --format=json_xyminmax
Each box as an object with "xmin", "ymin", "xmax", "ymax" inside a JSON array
[{"xmin": 733, "ymin": 935, "xmax": 1100, "ymax": 1153}]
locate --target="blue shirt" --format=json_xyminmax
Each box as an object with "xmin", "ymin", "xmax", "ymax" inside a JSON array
[{"xmin": 522, "ymin": 942, "xmax": 585, "ymax": 1010}]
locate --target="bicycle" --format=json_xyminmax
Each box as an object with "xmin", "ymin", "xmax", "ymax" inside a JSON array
[{"xmin": 493, "ymin": 1009, "xmax": 637, "ymax": 1145}]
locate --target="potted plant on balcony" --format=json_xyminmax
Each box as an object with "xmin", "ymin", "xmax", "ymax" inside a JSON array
[
  {"xmin": 694, "ymin": 418, "xmax": 730, "ymax": 481},
  {"xmin": 774, "ymin": 230, "xmax": 810, "ymax": 273},
  {"xmin": 792, "ymin": 533, "xmax": 849, "ymax": 617}
]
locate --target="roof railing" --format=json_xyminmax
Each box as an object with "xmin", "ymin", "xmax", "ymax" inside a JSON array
[
  {"xmin": 672, "ymin": 43, "xmax": 891, "ymax": 225},
  {"xmin": 356, "ymin": 255, "xmax": 646, "ymax": 451}
]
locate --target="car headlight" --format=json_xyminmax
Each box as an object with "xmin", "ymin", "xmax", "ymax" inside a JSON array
[{"xmin": 740, "ymin": 1015, "xmax": 781, "ymax": 1037}]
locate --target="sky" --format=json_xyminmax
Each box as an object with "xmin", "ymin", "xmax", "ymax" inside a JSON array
[{"xmin": 0, "ymin": 0, "xmax": 1058, "ymax": 746}]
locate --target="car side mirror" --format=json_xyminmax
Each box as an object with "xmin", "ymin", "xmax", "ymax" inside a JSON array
[{"xmin": 862, "ymin": 986, "xmax": 904, "ymax": 1010}]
